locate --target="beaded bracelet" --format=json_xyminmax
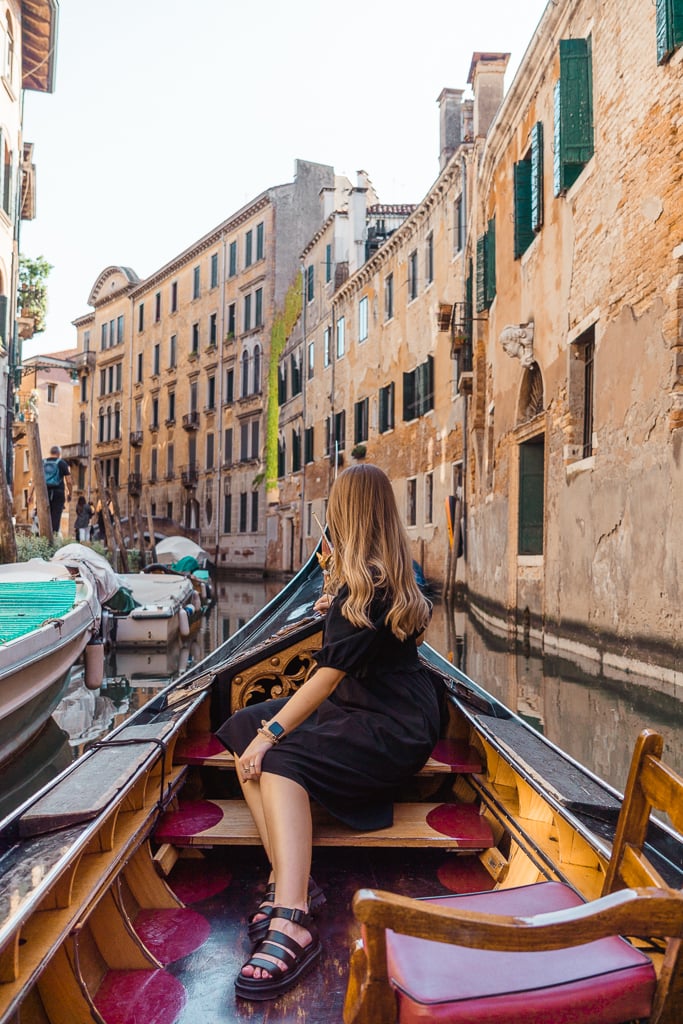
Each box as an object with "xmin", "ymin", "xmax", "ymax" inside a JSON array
[{"xmin": 258, "ymin": 721, "xmax": 282, "ymax": 744}]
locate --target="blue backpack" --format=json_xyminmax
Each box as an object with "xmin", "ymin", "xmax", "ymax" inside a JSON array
[{"xmin": 43, "ymin": 459, "xmax": 62, "ymax": 488}]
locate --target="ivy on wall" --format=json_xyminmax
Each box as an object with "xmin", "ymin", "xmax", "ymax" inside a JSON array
[{"xmin": 265, "ymin": 273, "xmax": 302, "ymax": 500}]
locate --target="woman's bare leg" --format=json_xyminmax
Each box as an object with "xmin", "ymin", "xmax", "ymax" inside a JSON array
[
  {"xmin": 240, "ymin": 773, "xmax": 314, "ymax": 979},
  {"xmin": 236, "ymin": 755, "xmax": 272, "ymax": 861}
]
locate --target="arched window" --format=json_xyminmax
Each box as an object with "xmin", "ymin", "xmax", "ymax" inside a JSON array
[
  {"xmin": 253, "ymin": 344, "xmax": 261, "ymax": 394},
  {"xmin": 241, "ymin": 349, "xmax": 250, "ymax": 398},
  {"xmin": 106, "ymin": 405, "xmax": 112, "ymax": 442},
  {"xmin": 79, "ymin": 412, "xmax": 86, "ymax": 445},
  {"xmin": 98, "ymin": 408, "xmax": 105, "ymax": 443},
  {"xmin": 517, "ymin": 364, "xmax": 545, "ymax": 424},
  {"xmin": 114, "ymin": 402, "xmax": 121, "ymax": 439}
]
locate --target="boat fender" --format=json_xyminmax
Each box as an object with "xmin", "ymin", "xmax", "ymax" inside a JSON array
[
  {"xmin": 179, "ymin": 607, "xmax": 190, "ymax": 637},
  {"xmin": 84, "ymin": 639, "xmax": 105, "ymax": 690},
  {"xmin": 191, "ymin": 591, "xmax": 201, "ymax": 611}
]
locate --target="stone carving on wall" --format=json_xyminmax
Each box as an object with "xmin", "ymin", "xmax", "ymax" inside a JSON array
[{"xmin": 500, "ymin": 322, "xmax": 535, "ymax": 368}]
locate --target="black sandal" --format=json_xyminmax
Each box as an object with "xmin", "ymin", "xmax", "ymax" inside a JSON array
[
  {"xmin": 247, "ymin": 877, "xmax": 326, "ymax": 944},
  {"xmin": 235, "ymin": 906, "xmax": 322, "ymax": 1001}
]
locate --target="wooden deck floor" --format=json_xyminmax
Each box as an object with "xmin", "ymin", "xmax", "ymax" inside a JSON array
[{"xmin": 160, "ymin": 845, "xmax": 493, "ymax": 1023}]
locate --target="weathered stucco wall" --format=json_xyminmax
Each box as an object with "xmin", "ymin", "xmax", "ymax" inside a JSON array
[{"xmin": 465, "ymin": 0, "xmax": 682, "ymax": 672}]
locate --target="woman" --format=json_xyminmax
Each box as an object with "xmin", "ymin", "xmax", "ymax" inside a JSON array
[
  {"xmin": 217, "ymin": 464, "xmax": 441, "ymax": 1001},
  {"xmin": 74, "ymin": 496, "xmax": 94, "ymax": 542}
]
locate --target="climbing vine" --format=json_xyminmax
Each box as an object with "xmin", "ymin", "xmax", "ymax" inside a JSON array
[{"xmin": 265, "ymin": 273, "xmax": 302, "ymax": 500}]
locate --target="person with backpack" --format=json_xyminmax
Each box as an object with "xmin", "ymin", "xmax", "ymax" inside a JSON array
[{"xmin": 43, "ymin": 445, "xmax": 72, "ymax": 534}]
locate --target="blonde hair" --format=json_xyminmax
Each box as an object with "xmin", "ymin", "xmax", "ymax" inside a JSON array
[{"xmin": 326, "ymin": 464, "xmax": 430, "ymax": 641}]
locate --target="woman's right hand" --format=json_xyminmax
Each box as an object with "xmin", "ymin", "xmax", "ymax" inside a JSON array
[{"xmin": 313, "ymin": 593, "xmax": 332, "ymax": 615}]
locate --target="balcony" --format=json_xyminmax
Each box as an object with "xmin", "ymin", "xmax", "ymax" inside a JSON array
[
  {"xmin": 61, "ymin": 442, "xmax": 89, "ymax": 463},
  {"xmin": 182, "ymin": 411, "xmax": 200, "ymax": 431},
  {"xmin": 130, "ymin": 430, "xmax": 143, "ymax": 446},
  {"xmin": 181, "ymin": 463, "xmax": 199, "ymax": 488},
  {"xmin": 74, "ymin": 349, "xmax": 97, "ymax": 372},
  {"xmin": 128, "ymin": 473, "xmax": 142, "ymax": 496}
]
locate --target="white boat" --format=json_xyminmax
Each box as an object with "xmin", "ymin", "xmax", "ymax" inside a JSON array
[
  {"xmin": 112, "ymin": 572, "xmax": 196, "ymax": 647},
  {"xmin": 0, "ymin": 558, "xmax": 101, "ymax": 766},
  {"xmin": 154, "ymin": 535, "xmax": 209, "ymax": 567}
]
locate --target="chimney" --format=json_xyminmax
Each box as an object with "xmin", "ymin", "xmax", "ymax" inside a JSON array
[
  {"xmin": 467, "ymin": 52, "xmax": 510, "ymax": 138},
  {"xmin": 437, "ymin": 88, "xmax": 464, "ymax": 171}
]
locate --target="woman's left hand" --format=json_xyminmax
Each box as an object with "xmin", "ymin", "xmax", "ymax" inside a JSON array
[{"xmin": 238, "ymin": 735, "xmax": 274, "ymax": 781}]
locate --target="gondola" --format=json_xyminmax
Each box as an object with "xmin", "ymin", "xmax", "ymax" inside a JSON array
[{"xmin": 0, "ymin": 547, "xmax": 681, "ymax": 1024}]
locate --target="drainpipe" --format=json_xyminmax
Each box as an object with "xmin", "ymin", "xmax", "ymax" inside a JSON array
[
  {"xmin": 299, "ymin": 258, "xmax": 307, "ymax": 566},
  {"xmin": 214, "ymin": 230, "xmax": 227, "ymax": 559}
]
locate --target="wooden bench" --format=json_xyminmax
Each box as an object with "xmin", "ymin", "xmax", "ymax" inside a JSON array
[
  {"xmin": 162, "ymin": 730, "xmax": 494, "ymax": 849},
  {"xmin": 154, "ymin": 797, "xmax": 493, "ymax": 849},
  {"xmin": 344, "ymin": 729, "xmax": 683, "ymax": 1024}
]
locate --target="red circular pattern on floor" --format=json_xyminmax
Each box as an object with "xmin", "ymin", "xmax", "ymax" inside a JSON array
[
  {"xmin": 425, "ymin": 803, "xmax": 489, "ymax": 842},
  {"xmin": 168, "ymin": 858, "xmax": 233, "ymax": 904},
  {"xmin": 154, "ymin": 800, "xmax": 223, "ymax": 840},
  {"xmin": 94, "ymin": 969, "xmax": 186, "ymax": 1024},
  {"xmin": 135, "ymin": 908, "xmax": 211, "ymax": 964}
]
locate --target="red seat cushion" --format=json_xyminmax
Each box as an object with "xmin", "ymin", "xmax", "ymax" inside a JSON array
[{"xmin": 385, "ymin": 881, "xmax": 657, "ymax": 1024}]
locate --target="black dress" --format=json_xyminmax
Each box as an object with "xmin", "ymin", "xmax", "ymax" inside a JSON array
[{"xmin": 216, "ymin": 586, "xmax": 441, "ymax": 830}]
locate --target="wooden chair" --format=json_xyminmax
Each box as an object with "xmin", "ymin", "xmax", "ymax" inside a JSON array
[{"xmin": 344, "ymin": 729, "xmax": 683, "ymax": 1024}]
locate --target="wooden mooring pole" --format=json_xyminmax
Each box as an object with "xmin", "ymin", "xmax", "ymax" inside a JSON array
[
  {"xmin": 0, "ymin": 453, "xmax": 17, "ymax": 562},
  {"xmin": 26, "ymin": 419, "xmax": 53, "ymax": 543}
]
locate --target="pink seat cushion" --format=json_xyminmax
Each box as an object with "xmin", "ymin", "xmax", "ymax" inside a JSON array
[{"xmin": 385, "ymin": 881, "xmax": 657, "ymax": 1024}]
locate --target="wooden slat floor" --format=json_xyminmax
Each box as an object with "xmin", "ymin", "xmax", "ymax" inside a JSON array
[{"xmin": 161, "ymin": 845, "xmax": 494, "ymax": 1024}]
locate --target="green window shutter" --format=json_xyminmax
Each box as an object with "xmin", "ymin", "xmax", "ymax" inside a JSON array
[
  {"xmin": 518, "ymin": 437, "xmax": 545, "ymax": 555},
  {"xmin": 531, "ymin": 121, "xmax": 544, "ymax": 232},
  {"xmin": 476, "ymin": 234, "xmax": 487, "ymax": 313},
  {"xmin": 403, "ymin": 371, "xmax": 416, "ymax": 421},
  {"xmin": 657, "ymin": 0, "xmax": 683, "ymax": 62},
  {"xmin": 514, "ymin": 160, "xmax": 534, "ymax": 259},
  {"xmin": 485, "ymin": 218, "xmax": 496, "ymax": 306},
  {"xmin": 0, "ymin": 294, "xmax": 7, "ymax": 348},
  {"xmin": 556, "ymin": 38, "xmax": 594, "ymax": 194}
]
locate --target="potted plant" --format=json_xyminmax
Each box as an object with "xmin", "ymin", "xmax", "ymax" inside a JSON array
[{"xmin": 351, "ymin": 444, "xmax": 367, "ymax": 460}]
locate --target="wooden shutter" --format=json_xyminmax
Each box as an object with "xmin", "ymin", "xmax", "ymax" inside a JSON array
[
  {"xmin": 403, "ymin": 371, "xmax": 416, "ymax": 421},
  {"xmin": 514, "ymin": 161, "xmax": 534, "ymax": 259},
  {"xmin": 531, "ymin": 122, "xmax": 544, "ymax": 232},
  {"xmin": 557, "ymin": 38, "xmax": 594, "ymax": 192},
  {"xmin": 0, "ymin": 294, "xmax": 7, "ymax": 348},
  {"xmin": 476, "ymin": 234, "xmax": 487, "ymax": 313},
  {"xmin": 485, "ymin": 218, "xmax": 496, "ymax": 306}
]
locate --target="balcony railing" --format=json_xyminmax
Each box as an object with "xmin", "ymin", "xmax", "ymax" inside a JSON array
[
  {"xmin": 61, "ymin": 442, "xmax": 89, "ymax": 462},
  {"xmin": 182, "ymin": 411, "xmax": 200, "ymax": 431},
  {"xmin": 180, "ymin": 463, "xmax": 199, "ymax": 488},
  {"xmin": 130, "ymin": 430, "xmax": 143, "ymax": 446},
  {"xmin": 128, "ymin": 473, "xmax": 142, "ymax": 496}
]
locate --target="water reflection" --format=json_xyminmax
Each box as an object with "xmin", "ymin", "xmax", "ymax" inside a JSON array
[
  {"xmin": 3, "ymin": 580, "xmax": 681, "ymax": 821},
  {"xmin": 426, "ymin": 599, "xmax": 683, "ymax": 794}
]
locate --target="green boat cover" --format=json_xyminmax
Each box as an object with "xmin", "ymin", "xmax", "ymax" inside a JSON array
[
  {"xmin": 103, "ymin": 586, "xmax": 140, "ymax": 614},
  {"xmin": 171, "ymin": 556, "xmax": 200, "ymax": 574},
  {"xmin": 0, "ymin": 579, "xmax": 78, "ymax": 643}
]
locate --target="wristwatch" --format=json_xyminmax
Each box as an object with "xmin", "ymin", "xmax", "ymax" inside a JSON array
[{"xmin": 265, "ymin": 720, "xmax": 285, "ymax": 742}]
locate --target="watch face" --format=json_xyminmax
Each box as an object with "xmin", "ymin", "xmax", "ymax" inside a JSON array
[{"xmin": 269, "ymin": 720, "xmax": 285, "ymax": 738}]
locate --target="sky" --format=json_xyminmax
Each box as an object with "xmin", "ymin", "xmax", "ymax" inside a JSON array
[{"xmin": 21, "ymin": 0, "xmax": 549, "ymax": 358}]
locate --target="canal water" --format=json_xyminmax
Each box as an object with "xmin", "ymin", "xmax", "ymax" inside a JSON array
[{"xmin": 2, "ymin": 577, "xmax": 681, "ymax": 820}]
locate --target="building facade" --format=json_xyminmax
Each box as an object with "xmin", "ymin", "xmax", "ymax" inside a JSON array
[
  {"xmin": 72, "ymin": 160, "xmax": 334, "ymax": 570},
  {"xmin": 0, "ymin": 0, "xmax": 58, "ymax": 480},
  {"xmin": 464, "ymin": 0, "xmax": 682, "ymax": 677}
]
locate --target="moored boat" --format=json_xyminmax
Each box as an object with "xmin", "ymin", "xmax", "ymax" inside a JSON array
[
  {"xmin": 0, "ymin": 558, "xmax": 101, "ymax": 767},
  {"xmin": 0, "ymin": 550, "xmax": 680, "ymax": 1023},
  {"xmin": 111, "ymin": 571, "xmax": 198, "ymax": 646}
]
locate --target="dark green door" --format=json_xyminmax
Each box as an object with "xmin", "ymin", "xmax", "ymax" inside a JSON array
[{"xmin": 518, "ymin": 437, "xmax": 545, "ymax": 555}]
